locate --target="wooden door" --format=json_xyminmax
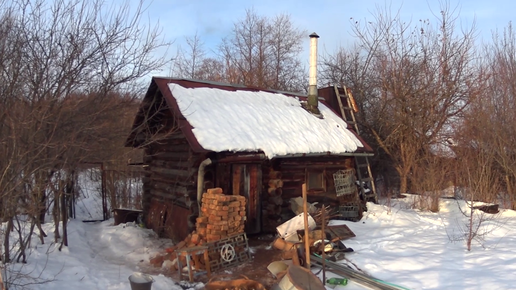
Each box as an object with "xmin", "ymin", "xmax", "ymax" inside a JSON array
[{"xmin": 232, "ymin": 163, "xmax": 262, "ymax": 234}]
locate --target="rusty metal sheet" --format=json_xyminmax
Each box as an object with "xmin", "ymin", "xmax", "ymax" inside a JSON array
[{"xmin": 147, "ymin": 199, "xmax": 192, "ymax": 243}]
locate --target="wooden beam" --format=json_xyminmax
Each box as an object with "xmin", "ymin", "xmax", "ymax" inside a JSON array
[
  {"xmin": 321, "ymin": 206, "xmax": 326, "ymax": 284},
  {"xmin": 302, "ymin": 183, "xmax": 310, "ymax": 268},
  {"xmin": 232, "ymin": 165, "xmax": 242, "ymax": 196},
  {"xmin": 149, "ymin": 167, "xmax": 196, "ymax": 178}
]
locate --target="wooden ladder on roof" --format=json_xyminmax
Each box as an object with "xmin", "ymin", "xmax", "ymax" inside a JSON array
[{"xmin": 334, "ymin": 85, "xmax": 378, "ymax": 203}]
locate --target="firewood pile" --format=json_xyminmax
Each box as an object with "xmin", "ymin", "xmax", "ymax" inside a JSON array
[{"xmin": 265, "ymin": 170, "xmax": 284, "ymax": 217}]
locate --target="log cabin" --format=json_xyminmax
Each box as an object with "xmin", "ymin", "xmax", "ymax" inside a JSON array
[
  {"xmin": 124, "ymin": 33, "xmax": 375, "ymax": 242},
  {"xmin": 124, "ymin": 77, "xmax": 374, "ymax": 242}
]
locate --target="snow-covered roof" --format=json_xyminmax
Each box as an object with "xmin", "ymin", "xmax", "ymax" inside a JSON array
[{"xmin": 167, "ymin": 82, "xmax": 365, "ymax": 158}]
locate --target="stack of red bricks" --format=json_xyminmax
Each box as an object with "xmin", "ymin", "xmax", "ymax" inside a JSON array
[
  {"xmin": 149, "ymin": 187, "xmax": 246, "ymax": 271},
  {"xmin": 196, "ymin": 188, "xmax": 246, "ymax": 242}
]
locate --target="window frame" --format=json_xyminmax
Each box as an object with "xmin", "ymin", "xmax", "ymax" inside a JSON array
[{"xmin": 306, "ymin": 168, "xmax": 326, "ymax": 191}]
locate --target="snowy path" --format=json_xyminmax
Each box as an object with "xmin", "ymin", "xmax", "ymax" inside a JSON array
[{"xmin": 8, "ymin": 220, "xmax": 182, "ymax": 290}]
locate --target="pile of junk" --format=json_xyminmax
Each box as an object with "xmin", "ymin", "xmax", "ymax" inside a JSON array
[
  {"xmin": 264, "ymin": 198, "xmax": 358, "ymax": 290},
  {"xmin": 203, "ymin": 201, "xmax": 359, "ymax": 290},
  {"xmin": 206, "ymin": 197, "xmax": 367, "ymax": 290},
  {"xmin": 146, "ymin": 190, "xmax": 407, "ymax": 290},
  {"xmin": 259, "ymin": 196, "xmax": 407, "ymax": 290}
]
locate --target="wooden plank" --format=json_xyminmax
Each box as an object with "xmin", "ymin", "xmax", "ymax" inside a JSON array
[
  {"xmin": 150, "ymin": 167, "xmax": 196, "ymax": 178},
  {"xmin": 280, "ymin": 157, "xmax": 350, "ymax": 165},
  {"xmin": 283, "ymin": 181, "xmax": 303, "ymax": 189},
  {"xmin": 149, "ymin": 159, "xmax": 195, "ymax": 170},
  {"xmin": 321, "ymin": 206, "xmax": 327, "ymax": 285},
  {"xmin": 215, "ymin": 163, "xmax": 231, "ymax": 195},
  {"xmin": 0, "ymin": 259, "xmax": 4, "ymax": 290},
  {"xmin": 149, "ymin": 189, "xmax": 188, "ymax": 207},
  {"xmin": 232, "ymin": 165, "xmax": 242, "ymax": 196},
  {"xmin": 280, "ymin": 163, "xmax": 349, "ymax": 169},
  {"xmin": 151, "ymin": 151, "xmax": 192, "ymax": 160},
  {"xmin": 150, "ymin": 182, "xmax": 194, "ymax": 198},
  {"xmin": 149, "ymin": 175, "xmax": 195, "ymax": 187},
  {"xmin": 152, "ymin": 143, "xmax": 191, "ymax": 152},
  {"xmin": 302, "ymin": 183, "xmax": 310, "ymax": 268},
  {"xmin": 248, "ymin": 164, "xmax": 259, "ymax": 228}
]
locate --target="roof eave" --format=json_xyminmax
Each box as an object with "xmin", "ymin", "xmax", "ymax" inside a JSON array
[
  {"xmin": 272, "ymin": 152, "xmax": 374, "ymax": 158},
  {"xmin": 154, "ymin": 77, "xmax": 208, "ymax": 153}
]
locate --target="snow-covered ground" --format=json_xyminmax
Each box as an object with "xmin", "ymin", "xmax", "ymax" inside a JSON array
[
  {"xmin": 3, "ymin": 193, "xmax": 516, "ymax": 289},
  {"xmin": 321, "ymin": 196, "xmax": 516, "ymax": 290}
]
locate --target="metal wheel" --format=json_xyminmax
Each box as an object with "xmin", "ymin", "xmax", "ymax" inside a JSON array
[{"xmin": 220, "ymin": 244, "xmax": 236, "ymax": 262}]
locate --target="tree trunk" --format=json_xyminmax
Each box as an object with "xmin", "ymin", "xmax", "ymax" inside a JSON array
[
  {"xmin": 60, "ymin": 190, "xmax": 68, "ymax": 248},
  {"xmin": 53, "ymin": 192, "xmax": 61, "ymax": 243},
  {"xmin": 15, "ymin": 215, "xmax": 34, "ymax": 263},
  {"xmin": 397, "ymin": 166, "xmax": 409, "ymax": 194},
  {"xmin": 35, "ymin": 217, "xmax": 47, "ymax": 244},
  {"xmin": 505, "ymin": 175, "xmax": 515, "ymax": 210},
  {"xmin": 38, "ymin": 188, "xmax": 47, "ymax": 224},
  {"xmin": 467, "ymin": 205, "xmax": 474, "ymax": 251},
  {"xmin": 3, "ymin": 218, "xmax": 13, "ymax": 263}
]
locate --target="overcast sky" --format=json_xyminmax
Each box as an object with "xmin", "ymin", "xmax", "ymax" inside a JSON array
[{"xmin": 140, "ymin": 0, "xmax": 515, "ymax": 73}]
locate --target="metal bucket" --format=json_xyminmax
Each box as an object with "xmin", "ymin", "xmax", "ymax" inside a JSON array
[{"xmin": 128, "ymin": 272, "xmax": 153, "ymax": 290}]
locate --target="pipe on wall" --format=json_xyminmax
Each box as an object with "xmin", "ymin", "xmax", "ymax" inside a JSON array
[
  {"xmin": 197, "ymin": 158, "xmax": 212, "ymax": 212},
  {"xmin": 307, "ymin": 32, "xmax": 320, "ymax": 112}
]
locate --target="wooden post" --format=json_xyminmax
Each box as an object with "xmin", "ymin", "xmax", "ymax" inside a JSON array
[
  {"xmin": 302, "ymin": 183, "xmax": 310, "ymax": 268},
  {"xmin": 0, "ymin": 265, "xmax": 4, "ymax": 290},
  {"xmin": 321, "ymin": 205, "xmax": 326, "ymax": 284},
  {"xmin": 101, "ymin": 163, "xmax": 108, "ymax": 221}
]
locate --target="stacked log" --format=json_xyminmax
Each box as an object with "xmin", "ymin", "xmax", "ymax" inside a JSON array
[
  {"xmin": 197, "ymin": 188, "xmax": 246, "ymax": 242},
  {"xmin": 266, "ymin": 171, "xmax": 284, "ymax": 216}
]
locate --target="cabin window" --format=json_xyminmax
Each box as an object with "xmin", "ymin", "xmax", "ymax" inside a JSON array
[{"xmin": 307, "ymin": 170, "xmax": 325, "ymax": 191}]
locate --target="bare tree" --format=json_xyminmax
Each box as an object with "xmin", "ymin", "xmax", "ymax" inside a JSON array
[
  {"xmin": 322, "ymin": 3, "xmax": 480, "ymax": 194},
  {"xmin": 451, "ymin": 144, "xmax": 501, "ymax": 251},
  {"xmin": 174, "ymin": 32, "xmax": 207, "ymax": 79},
  {"xmin": 0, "ymin": 0, "xmax": 168, "ymax": 285},
  {"xmin": 171, "ymin": 10, "xmax": 307, "ymax": 92},
  {"xmin": 219, "ymin": 9, "xmax": 306, "ymax": 91},
  {"xmin": 476, "ymin": 23, "xmax": 516, "ymax": 209}
]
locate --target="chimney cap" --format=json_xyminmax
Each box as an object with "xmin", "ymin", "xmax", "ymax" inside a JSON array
[{"xmin": 309, "ymin": 32, "xmax": 319, "ymax": 38}]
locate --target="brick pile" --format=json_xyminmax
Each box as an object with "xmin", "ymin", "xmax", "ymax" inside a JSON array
[
  {"xmin": 196, "ymin": 187, "xmax": 246, "ymax": 242},
  {"xmin": 149, "ymin": 187, "xmax": 247, "ymax": 272}
]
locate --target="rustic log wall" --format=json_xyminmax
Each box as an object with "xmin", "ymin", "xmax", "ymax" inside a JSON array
[
  {"xmin": 142, "ymin": 129, "xmax": 360, "ymax": 238},
  {"xmin": 142, "ymin": 131, "xmax": 205, "ymax": 241},
  {"xmin": 261, "ymin": 157, "xmax": 356, "ymax": 232}
]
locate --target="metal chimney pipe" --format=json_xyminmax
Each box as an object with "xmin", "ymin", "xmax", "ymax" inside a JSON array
[{"xmin": 308, "ymin": 32, "xmax": 320, "ymax": 114}]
